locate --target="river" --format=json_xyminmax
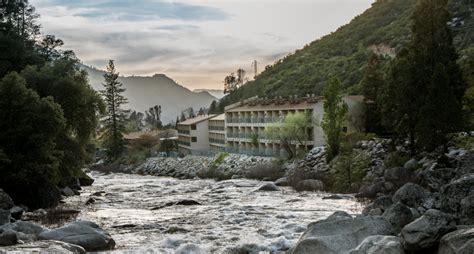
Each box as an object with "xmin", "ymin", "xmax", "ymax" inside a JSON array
[{"xmin": 66, "ymin": 172, "xmax": 360, "ymax": 253}]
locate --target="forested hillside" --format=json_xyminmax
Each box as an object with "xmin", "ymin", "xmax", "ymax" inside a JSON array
[{"xmin": 221, "ymin": 0, "xmax": 473, "ymax": 105}]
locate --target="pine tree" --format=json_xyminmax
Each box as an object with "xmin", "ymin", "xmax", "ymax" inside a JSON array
[
  {"xmin": 100, "ymin": 60, "xmax": 128, "ymax": 160},
  {"xmin": 361, "ymin": 54, "xmax": 386, "ymax": 133},
  {"xmin": 209, "ymin": 100, "xmax": 217, "ymax": 114},
  {"xmin": 383, "ymin": 0, "xmax": 466, "ymax": 154},
  {"xmin": 322, "ymin": 76, "xmax": 348, "ymax": 162}
]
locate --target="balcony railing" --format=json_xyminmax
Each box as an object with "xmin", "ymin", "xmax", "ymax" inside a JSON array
[
  {"xmin": 209, "ymin": 126, "xmax": 225, "ymax": 131},
  {"xmin": 177, "ymin": 140, "xmax": 191, "ymax": 147},
  {"xmin": 209, "ymin": 138, "xmax": 226, "ymax": 145},
  {"xmin": 178, "ymin": 129, "xmax": 190, "ymax": 135}
]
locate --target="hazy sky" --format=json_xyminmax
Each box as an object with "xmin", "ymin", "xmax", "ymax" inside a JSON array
[{"xmin": 31, "ymin": 0, "xmax": 374, "ymax": 90}]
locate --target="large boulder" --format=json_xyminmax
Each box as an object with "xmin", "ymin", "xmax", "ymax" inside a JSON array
[
  {"xmin": 1, "ymin": 221, "xmax": 46, "ymax": 242},
  {"xmin": 384, "ymin": 167, "xmax": 417, "ymax": 187},
  {"xmin": 257, "ymin": 183, "xmax": 280, "ymax": 191},
  {"xmin": 0, "ymin": 228, "xmax": 17, "ymax": 246},
  {"xmin": 356, "ymin": 179, "xmax": 386, "ymax": 199},
  {"xmin": 9, "ymin": 206, "xmax": 24, "ymax": 220},
  {"xmin": 459, "ymin": 195, "xmax": 474, "ymax": 225},
  {"xmin": 295, "ymin": 179, "xmax": 324, "ymax": 191},
  {"xmin": 0, "ymin": 240, "xmax": 85, "ymax": 253},
  {"xmin": 39, "ymin": 220, "xmax": 115, "ymax": 251},
  {"xmin": 401, "ymin": 209, "xmax": 456, "ymax": 251},
  {"xmin": 383, "ymin": 202, "xmax": 415, "ymax": 233},
  {"xmin": 291, "ymin": 214, "xmax": 393, "ymax": 254},
  {"xmin": 438, "ymin": 226, "xmax": 474, "ymax": 254},
  {"xmin": 362, "ymin": 196, "xmax": 393, "ymax": 215},
  {"xmin": 77, "ymin": 171, "xmax": 94, "ymax": 186},
  {"xmin": 274, "ymin": 177, "xmax": 289, "ymax": 186},
  {"xmin": 349, "ymin": 235, "xmax": 404, "ymax": 254},
  {"xmin": 61, "ymin": 187, "xmax": 75, "ymax": 197},
  {"xmin": 392, "ymin": 183, "xmax": 431, "ymax": 208},
  {"xmin": 440, "ymin": 174, "xmax": 474, "ymax": 215},
  {"xmin": 0, "ymin": 210, "xmax": 10, "ymax": 225},
  {"xmin": 419, "ymin": 167, "xmax": 456, "ymax": 191},
  {"xmin": 0, "ymin": 189, "xmax": 14, "ymax": 210}
]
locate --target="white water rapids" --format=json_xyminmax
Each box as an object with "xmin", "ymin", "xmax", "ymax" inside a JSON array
[{"xmin": 66, "ymin": 172, "xmax": 361, "ymax": 253}]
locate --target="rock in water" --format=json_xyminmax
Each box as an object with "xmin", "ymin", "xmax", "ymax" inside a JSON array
[
  {"xmin": 275, "ymin": 177, "xmax": 289, "ymax": 186},
  {"xmin": 0, "ymin": 240, "xmax": 86, "ymax": 253},
  {"xmin": 0, "ymin": 228, "xmax": 17, "ymax": 246},
  {"xmin": 349, "ymin": 235, "xmax": 404, "ymax": 254},
  {"xmin": 175, "ymin": 200, "xmax": 201, "ymax": 206},
  {"xmin": 61, "ymin": 187, "xmax": 75, "ymax": 197},
  {"xmin": 0, "ymin": 189, "xmax": 14, "ymax": 210},
  {"xmin": 438, "ymin": 226, "xmax": 474, "ymax": 254},
  {"xmin": 78, "ymin": 172, "xmax": 94, "ymax": 186},
  {"xmin": 291, "ymin": 214, "xmax": 393, "ymax": 254},
  {"xmin": 392, "ymin": 183, "xmax": 431, "ymax": 208},
  {"xmin": 9, "ymin": 206, "xmax": 23, "ymax": 220},
  {"xmin": 257, "ymin": 183, "xmax": 280, "ymax": 191},
  {"xmin": 1, "ymin": 221, "xmax": 46, "ymax": 242},
  {"xmin": 401, "ymin": 209, "xmax": 456, "ymax": 251},
  {"xmin": 39, "ymin": 220, "xmax": 115, "ymax": 251}
]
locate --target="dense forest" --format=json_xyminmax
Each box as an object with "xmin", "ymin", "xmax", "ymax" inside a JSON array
[{"xmin": 220, "ymin": 0, "xmax": 473, "ymax": 106}]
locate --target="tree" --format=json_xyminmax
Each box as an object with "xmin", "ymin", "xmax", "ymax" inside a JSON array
[
  {"xmin": 37, "ymin": 35, "xmax": 64, "ymax": 61},
  {"xmin": 209, "ymin": 100, "xmax": 218, "ymax": 114},
  {"xmin": 266, "ymin": 112, "xmax": 312, "ymax": 159},
  {"xmin": 188, "ymin": 107, "xmax": 195, "ymax": 118},
  {"xmin": 223, "ymin": 73, "xmax": 237, "ymax": 94},
  {"xmin": 322, "ymin": 77, "xmax": 348, "ymax": 162},
  {"xmin": 383, "ymin": 0, "xmax": 466, "ymax": 154},
  {"xmin": 159, "ymin": 139, "xmax": 177, "ymax": 157},
  {"xmin": 100, "ymin": 60, "xmax": 128, "ymax": 160},
  {"xmin": 0, "ymin": 72, "xmax": 65, "ymax": 208},
  {"xmin": 180, "ymin": 111, "xmax": 186, "ymax": 122},
  {"xmin": 198, "ymin": 107, "xmax": 205, "ymax": 116},
  {"xmin": 360, "ymin": 54, "xmax": 385, "ymax": 133},
  {"xmin": 145, "ymin": 105, "xmax": 162, "ymax": 130}
]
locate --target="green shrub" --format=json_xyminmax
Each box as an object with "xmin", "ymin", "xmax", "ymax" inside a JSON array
[
  {"xmin": 328, "ymin": 150, "xmax": 371, "ymax": 193},
  {"xmin": 384, "ymin": 151, "xmax": 410, "ymax": 168},
  {"xmin": 210, "ymin": 152, "xmax": 229, "ymax": 168}
]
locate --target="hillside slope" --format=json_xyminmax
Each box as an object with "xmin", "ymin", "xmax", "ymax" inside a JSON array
[
  {"xmin": 84, "ymin": 66, "xmax": 216, "ymax": 123},
  {"xmin": 222, "ymin": 0, "xmax": 473, "ymax": 105}
]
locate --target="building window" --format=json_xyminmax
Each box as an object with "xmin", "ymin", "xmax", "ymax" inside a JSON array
[
  {"xmin": 191, "ymin": 125, "xmax": 196, "ymax": 130},
  {"xmin": 192, "ymin": 137, "xmax": 197, "ymax": 142}
]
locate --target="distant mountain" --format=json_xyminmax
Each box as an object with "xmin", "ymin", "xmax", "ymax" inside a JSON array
[
  {"xmin": 221, "ymin": 0, "xmax": 473, "ymax": 105},
  {"xmin": 83, "ymin": 65, "xmax": 216, "ymax": 123},
  {"xmin": 193, "ymin": 89, "xmax": 225, "ymax": 99}
]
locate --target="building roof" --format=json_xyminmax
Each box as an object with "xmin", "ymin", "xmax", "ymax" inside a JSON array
[
  {"xmin": 209, "ymin": 113, "xmax": 225, "ymax": 121},
  {"xmin": 226, "ymin": 96, "xmax": 323, "ymax": 112},
  {"xmin": 178, "ymin": 114, "xmax": 216, "ymax": 125}
]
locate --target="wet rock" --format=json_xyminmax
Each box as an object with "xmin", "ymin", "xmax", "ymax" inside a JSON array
[
  {"xmin": 438, "ymin": 226, "xmax": 474, "ymax": 254},
  {"xmin": 9, "ymin": 206, "xmax": 23, "ymax": 220},
  {"xmin": 0, "ymin": 228, "xmax": 17, "ymax": 246},
  {"xmin": 382, "ymin": 202, "xmax": 414, "ymax": 233},
  {"xmin": 295, "ymin": 179, "xmax": 324, "ymax": 191},
  {"xmin": 368, "ymin": 208, "xmax": 383, "ymax": 216},
  {"xmin": 0, "ymin": 189, "xmax": 14, "ymax": 210},
  {"xmin": 39, "ymin": 220, "xmax": 115, "ymax": 251},
  {"xmin": 459, "ymin": 195, "xmax": 474, "ymax": 225},
  {"xmin": 91, "ymin": 191, "xmax": 105, "ymax": 197},
  {"xmin": 1, "ymin": 221, "xmax": 46, "ymax": 242},
  {"xmin": 85, "ymin": 197, "xmax": 96, "ymax": 205},
  {"xmin": 322, "ymin": 194, "xmax": 350, "ymax": 200},
  {"xmin": 401, "ymin": 209, "xmax": 456, "ymax": 251},
  {"xmin": 404, "ymin": 159, "xmax": 419, "ymax": 170},
  {"xmin": 275, "ymin": 177, "xmax": 289, "ymax": 186},
  {"xmin": 0, "ymin": 210, "xmax": 11, "ymax": 225},
  {"xmin": 78, "ymin": 172, "xmax": 94, "ymax": 186},
  {"xmin": 257, "ymin": 183, "xmax": 280, "ymax": 191},
  {"xmin": 392, "ymin": 183, "xmax": 431, "ymax": 208},
  {"xmin": 0, "ymin": 240, "xmax": 86, "ymax": 253},
  {"xmin": 61, "ymin": 187, "xmax": 75, "ymax": 197},
  {"xmin": 292, "ymin": 215, "xmax": 393, "ymax": 254},
  {"xmin": 439, "ymin": 174, "xmax": 474, "ymax": 215},
  {"xmin": 349, "ymin": 235, "xmax": 404, "ymax": 254},
  {"xmin": 356, "ymin": 179, "xmax": 386, "ymax": 199},
  {"xmin": 175, "ymin": 200, "xmax": 201, "ymax": 206}
]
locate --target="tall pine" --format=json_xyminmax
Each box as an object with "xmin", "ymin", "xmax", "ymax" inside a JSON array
[
  {"xmin": 384, "ymin": 0, "xmax": 466, "ymax": 154},
  {"xmin": 361, "ymin": 54, "xmax": 386, "ymax": 134},
  {"xmin": 100, "ymin": 60, "xmax": 128, "ymax": 160}
]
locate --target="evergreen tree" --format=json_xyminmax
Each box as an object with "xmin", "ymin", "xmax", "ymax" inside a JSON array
[
  {"xmin": 209, "ymin": 100, "xmax": 217, "ymax": 114},
  {"xmin": 180, "ymin": 111, "xmax": 186, "ymax": 122},
  {"xmin": 188, "ymin": 107, "xmax": 195, "ymax": 118},
  {"xmin": 361, "ymin": 54, "xmax": 386, "ymax": 134},
  {"xmin": 100, "ymin": 60, "xmax": 128, "ymax": 160},
  {"xmin": 322, "ymin": 77, "xmax": 348, "ymax": 162},
  {"xmin": 198, "ymin": 107, "xmax": 205, "ymax": 116},
  {"xmin": 383, "ymin": 0, "xmax": 466, "ymax": 153}
]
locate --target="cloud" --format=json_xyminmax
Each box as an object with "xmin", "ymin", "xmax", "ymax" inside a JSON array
[{"xmin": 33, "ymin": 0, "xmax": 229, "ymax": 21}]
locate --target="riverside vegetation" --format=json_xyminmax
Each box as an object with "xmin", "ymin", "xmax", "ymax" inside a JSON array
[{"xmin": 1, "ymin": 0, "xmax": 474, "ymax": 253}]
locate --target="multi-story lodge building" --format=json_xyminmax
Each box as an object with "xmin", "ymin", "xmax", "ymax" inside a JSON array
[
  {"xmin": 177, "ymin": 95, "xmax": 364, "ymax": 157},
  {"xmin": 177, "ymin": 114, "xmax": 216, "ymax": 156}
]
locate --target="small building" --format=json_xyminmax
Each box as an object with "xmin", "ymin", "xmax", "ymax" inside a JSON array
[
  {"xmin": 208, "ymin": 113, "xmax": 226, "ymax": 153},
  {"xmin": 177, "ymin": 114, "xmax": 216, "ymax": 156}
]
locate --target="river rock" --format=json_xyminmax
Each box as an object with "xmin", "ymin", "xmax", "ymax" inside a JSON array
[
  {"xmin": 419, "ymin": 167, "xmax": 456, "ymax": 191},
  {"xmin": 78, "ymin": 172, "xmax": 94, "ymax": 186},
  {"xmin": 438, "ymin": 226, "xmax": 474, "ymax": 254},
  {"xmin": 460, "ymin": 195, "xmax": 474, "ymax": 225},
  {"xmin": 295, "ymin": 179, "xmax": 324, "ymax": 191},
  {"xmin": 401, "ymin": 209, "xmax": 456, "ymax": 251},
  {"xmin": 356, "ymin": 179, "xmax": 386, "ymax": 199},
  {"xmin": 362, "ymin": 196, "xmax": 393, "ymax": 215},
  {"xmin": 39, "ymin": 220, "xmax": 115, "ymax": 251},
  {"xmin": 257, "ymin": 183, "xmax": 280, "ymax": 191},
  {"xmin": 0, "ymin": 240, "xmax": 86, "ymax": 253},
  {"xmin": 275, "ymin": 177, "xmax": 289, "ymax": 186},
  {"xmin": 384, "ymin": 167, "xmax": 417, "ymax": 188},
  {"xmin": 439, "ymin": 174, "xmax": 474, "ymax": 215},
  {"xmin": 0, "ymin": 190, "xmax": 14, "ymax": 210},
  {"xmin": 61, "ymin": 187, "xmax": 75, "ymax": 197},
  {"xmin": 291, "ymin": 215, "xmax": 393, "ymax": 254},
  {"xmin": 0, "ymin": 210, "xmax": 11, "ymax": 225},
  {"xmin": 404, "ymin": 159, "xmax": 419, "ymax": 170},
  {"xmin": 9, "ymin": 206, "xmax": 23, "ymax": 220},
  {"xmin": 0, "ymin": 228, "xmax": 17, "ymax": 246},
  {"xmin": 349, "ymin": 235, "xmax": 404, "ymax": 254},
  {"xmin": 383, "ymin": 202, "xmax": 414, "ymax": 233},
  {"xmin": 392, "ymin": 183, "xmax": 431, "ymax": 208},
  {"xmin": 1, "ymin": 221, "xmax": 46, "ymax": 242}
]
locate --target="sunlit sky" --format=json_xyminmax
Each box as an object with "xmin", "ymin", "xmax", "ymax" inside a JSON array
[{"xmin": 31, "ymin": 0, "xmax": 374, "ymax": 90}]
